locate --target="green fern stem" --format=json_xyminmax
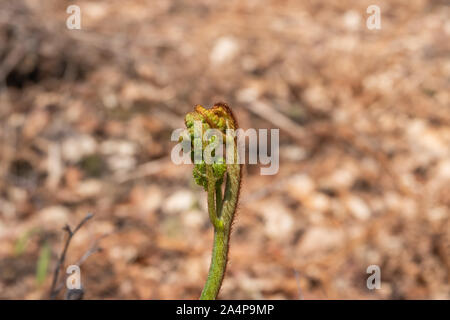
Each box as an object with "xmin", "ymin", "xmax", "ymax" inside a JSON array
[
  {"xmin": 200, "ymin": 162, "xmax": 240, "ymax": 300},
  {"xmin": 200, "ymin": 221, "xmax": 228, "ymax": 299}
]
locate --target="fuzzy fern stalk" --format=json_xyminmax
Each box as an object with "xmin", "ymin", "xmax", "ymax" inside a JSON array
[{"xmin": 183, "ymin": 103, "xmax": 241, "ymax": 300}]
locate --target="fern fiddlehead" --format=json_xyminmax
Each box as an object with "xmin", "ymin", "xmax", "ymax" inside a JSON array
[{"xmin": 184, "ymin": 103, "xmax": 241, "ymax": 300}]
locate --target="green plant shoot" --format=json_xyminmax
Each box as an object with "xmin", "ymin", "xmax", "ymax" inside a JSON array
[{"xmin": 183, "ymin": 103, "xmax": 241, "ymax": 300}]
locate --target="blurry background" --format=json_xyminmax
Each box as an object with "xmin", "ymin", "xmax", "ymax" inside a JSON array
[{"xmin": 0, "ymin": 0, "xmax": 449, "ymax": 299}]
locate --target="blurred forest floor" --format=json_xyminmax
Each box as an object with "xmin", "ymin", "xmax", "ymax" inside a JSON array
[{"xmin": 0, "ymin": 0, "xmax": 449, "ymax": 299}]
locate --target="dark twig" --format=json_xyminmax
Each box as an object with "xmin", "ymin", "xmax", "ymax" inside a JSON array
[
  {"xmin": 74, "ymin": 235, "xmax": 106, "ymax": 266},
  {"xmin": 49, "ymin": 213, "xmax": 94, "ymax": 299},
  {"xmin": 51, "ymin": 233, "xmax": 110, "ymax": 298}
]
